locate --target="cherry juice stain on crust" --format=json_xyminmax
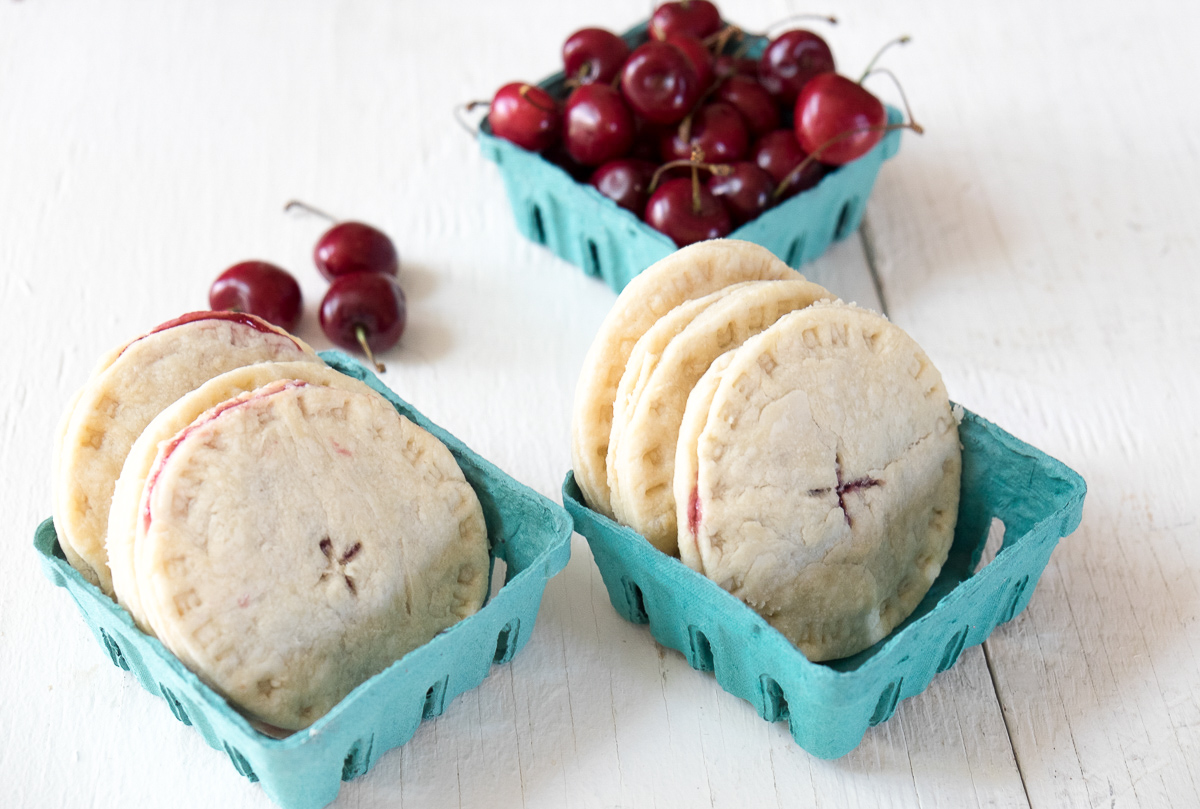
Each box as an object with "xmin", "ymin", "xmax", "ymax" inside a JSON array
[
  {"xmin": 318, "ymin": 536, "xmax": 362, "ymax": 594},
  {"xmin": 835, "ymin": 476, "xmax": 883, "ymax": 527},
  {"xmin": 808, "ymin": 464, "xmax": 883, "ymax": 528},
  {"xmin": 117, "ymin": 310, "xmax": 304, "ymax": 360},
  {"xmin": 330, "ymin": 439, "xmax": 353, "ymax": 457},
  {"xmin": 150, "ymin": 310, "xmax": 280, "ymax": 337},
  {"xmin": 140, "ymin": 380, "xmax": 311, "ymax": 532},
  {"xmin": 688, "ymin": 478, "xmax": 703, "ymax": 536}
]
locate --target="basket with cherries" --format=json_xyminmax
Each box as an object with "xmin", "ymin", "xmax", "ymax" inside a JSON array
[{"xmin": 483, "ymin": 1, "xmax": 919, "ymax": 247}]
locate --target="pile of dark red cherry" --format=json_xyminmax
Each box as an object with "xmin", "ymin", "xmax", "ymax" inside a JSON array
[
  {"xmin": 486, "ymin": 1, "xmax": 908, "ymax": 248},
  {"xmin": 208, "ymin": 203, "xmax": 405, "ymax": 371}
]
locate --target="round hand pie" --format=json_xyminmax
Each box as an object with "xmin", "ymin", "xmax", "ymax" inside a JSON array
[
  {"xmin": 571, "ymin": 239, "xmax": 800, "ymax": 518},
  {"xmin": 608, "ymin": 278, "xmax": 831, "ymax": 553},
  {"xmin": 606, "ymin": 284, "xmax": 752, "ymax": 531},
  {"xmin": 54, "ymin": 312, "xmax": 320, "ymax": 592},
  {"xmin": 678, "ymin": 302, "xmax": 961, "ymax": 661},
  {"xmin": 106, "ymin": 361, "xmax": 390, "ymax": 633},
  {"xmin": 135, "ymin": 380, "xmax": 490, "ymax": 730}
]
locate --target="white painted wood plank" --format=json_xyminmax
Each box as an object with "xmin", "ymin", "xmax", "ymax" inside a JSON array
[{"xmin": 859, "ymin": 0, "xmax": 1200, "ymax": 807}]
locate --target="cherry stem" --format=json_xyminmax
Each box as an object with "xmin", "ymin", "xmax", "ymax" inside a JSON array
[
  {"xmin": 858, "ymin": 35, "xmax": 911, "ymax": 83},
  {"xmin": 519, "ymin": 83, "xmax": 559, "ymax": 114},
  {"xmin": 771, "ymin": 121, "xmax": 922, "ymax": 201},
  {"xmin": 691, "ymin": 164, "xmax": 701, "ymax": 214},
  {"xmin": 688, "ymin": 144, "xmax": 703, "ymax": 214},
  {"xmin": 564, "ymin": 63, "xmax": 593, "ymax": 91},
  {"xmin": 455, "ymin": 100, "xmax": 489, "ymax": 137},
  {"xmin": 677, "ymin": 111, "xmax": 694, "ymax": 146},
  {"xmin": 704, "ymin": 16, "xmax": 840, "ymax": 54},
  {"xmin": 284, "ymin": 200, "xmax": 338, "ymax": 223},
  {"xmin": 703, "ymin": 24, "xmax": 742, "ymax": 54},
  {"xmin": 355, "ymin": 324, "xmax": 386, "ymax": 373},
  {"xmin": 763, "ymin": 14, "xmax": 838, "ymax": 37},
  {"xmin": 648, "ymin": 156, "xmax": 732, "ymax": 193},
  {"xmin": 862, "ymin": 67, "xmax": 921, "ymax": 132}
]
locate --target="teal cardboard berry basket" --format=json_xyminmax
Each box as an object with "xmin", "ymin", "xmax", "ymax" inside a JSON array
[
  {"xmin": 563, "ymin": 408, "xmax": 1085, "ymax": 759},
  {"xmin": 475, "ymin": 21, "xmax": 903, "ymax": 293},
  {"xmin": 35, "ymin": 351, "xmax": 573, "ymax": 809}
]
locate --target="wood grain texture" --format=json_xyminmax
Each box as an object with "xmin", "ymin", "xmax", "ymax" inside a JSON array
[
  {"xmin": 861, "ymin": 1, "xmax": 1200, "ymax": 808},
  {"xmin": 1, "ymin": 0, "xmax": 1196, "ymax": 807}
]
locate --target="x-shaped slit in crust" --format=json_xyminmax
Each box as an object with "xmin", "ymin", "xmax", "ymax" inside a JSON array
[
  {"xmin": 807, "ymin": 454, "xmax": 882, "ymax": 527},
  {"xmin": 318, "ymin": 536, "xmax": 362, "ymax": 594}
]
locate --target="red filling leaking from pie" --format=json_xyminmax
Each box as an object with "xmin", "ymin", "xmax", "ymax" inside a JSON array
[
  {"xmin": 118, "ymin": 310, "xmax": 305, "ymax": 360},
  {"xmin": 141, "ymin": 380, "xmax": 311, "ymax": 532},
  {"xmin": 687, "ymin": 476, "xmax": 702, "ymax": 537}
]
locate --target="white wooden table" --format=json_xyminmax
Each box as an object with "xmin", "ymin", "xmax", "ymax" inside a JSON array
[{"xmin": 3, "ymin": 1, "xmax": 1198, "ymax": 807}]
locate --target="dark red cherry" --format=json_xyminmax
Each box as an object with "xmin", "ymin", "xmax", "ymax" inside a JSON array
[
  {"xmin": 588, "ymin": 157, "xmax": 657, "ymax": 212},
  {"xmin": 589, "ymin": 158, "xmax": 658, "ymax": 214},
  {"xmin": 659, "ymin": 101, "xmax": 749, "ymax": 164},
  {"xmin": 208, "ymin": 261, "xmax": 302, "ymax": 333},
  {"xmin": 758, "ymin": 29, "xmax": 835, "ymax": 104},
  {"xmin": 488, "ymin": 82, "xmax": 561, "ymax": 152},
  {"xmin": 563, "ymin": 28, "xmax": 630, "ymax": 86},
  {"xmin": 649, "ymin": 1, "xmax": 722, "ymax": 41},
  {"xmin": 715, "ymin": 75, "xmax": 780, "ymax": 136},
  {"xmin": 753, "ymin": 129, "xmax": 825, "ymax": 197},
  {"xmin": 706, "ymin": 162, "xmax": 775, "ymax": 226},
  {"xmin": 564, "ymin": 83, "xmax": 636, "ymax": 166},
  {"xmin": 538, "ymin": 142, "xmax": 589, "ymax": 181},
  {"xmin": 645, "ymin": 177, "xmax": 732, "ymax": 247},
  {"xmin": 664, "ymin": 33, "xmax": 715, "ymax": 90},
  {"xmin": 620, "ymin": 41, "xmax": 701, "ymax": 125},
  {"xmin": 795, "ymin": 73, "xmax": 887, "ymax": 165},
  {"xmin": 319, "ymin": 273, "xmax": 406, "ymax": 372},
  {"xmin": 752, "ymin": 130, "xmax": 806, "ymax": 182},
  {"xmin": 314, "ymin": 221, "xmax": 400, "ymax": 282}
]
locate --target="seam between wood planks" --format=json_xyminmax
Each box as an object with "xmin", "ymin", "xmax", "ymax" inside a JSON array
[
  {"xmin": 982, "ymin": 642, "xmax": 1034, "ymax": 807},
  {"xmin": 859, "ymin": 219, "xmax": 1034, "ymax": 808},
  {"xmin": 858, "ymin": 216, "xmax": 890, "ymax": 319}
]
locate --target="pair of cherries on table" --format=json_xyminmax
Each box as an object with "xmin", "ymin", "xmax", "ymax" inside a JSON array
[
  {"xmin": 486, "ymin": 0, "xmax": 914, "ymax": 247},
  {"xmin": 208, "ymin": 202, "xmax": 405, "ymax": 372}
]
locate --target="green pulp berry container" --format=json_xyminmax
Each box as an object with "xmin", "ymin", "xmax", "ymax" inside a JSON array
[
  {"xmin": 563, "ymin": 409, "xmax": 1085, "ymax": 759},
  {"xmin": 476, "ymin": 22, "xmax": 903, "ymax": 293},
  {"xmin": 35, "ymin": 351, "xmax": 573, "ymax": 809}
]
